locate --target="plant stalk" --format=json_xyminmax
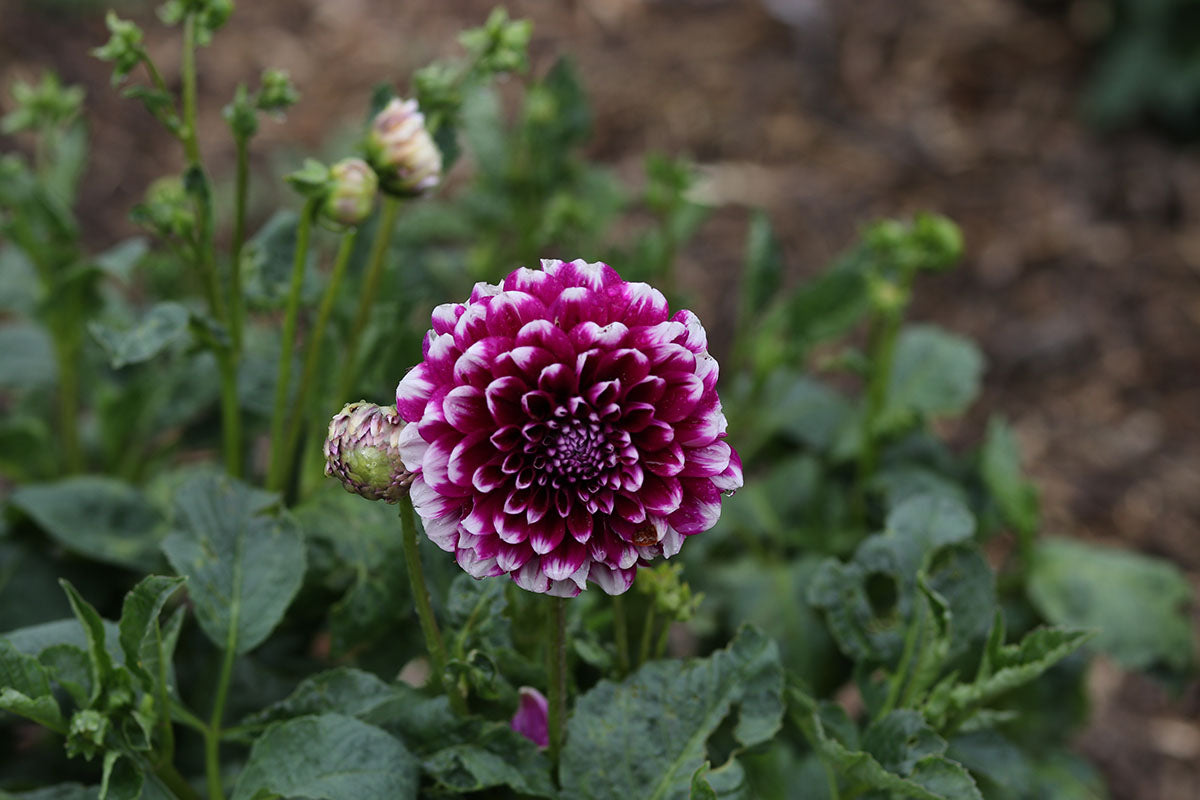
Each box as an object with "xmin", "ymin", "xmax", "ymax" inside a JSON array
[
  {"xmin": 612, "ymin": 593, "xmax": 629, "ymax": 676},
  {"xmin": 180, "ymin": 14, "xmax": 201, "ymax": 164},
  {"xmin": 154, "ymin": 762, "xmax": 202, "ymax": 800},
  {"xmin": 229, "ymin": 135, "xmax": 249, "ymax": 353},
  {"xmin": 547, "ymin": 596, "xmax": 568, "ymax": 767},
  {"xmin": 399, "ymin": 495, "xmax": 467, "ymax": 715},
  {"xmin": 279, "ymin": 229, "xmax": 357, "ymax": 491},
  {"xmin": 333, "ymin": 196, "xmax": 400, "ymax": 402},
  {"xmin": 266, "ymin": 198, "xmax": 317, "ymax": 491}
]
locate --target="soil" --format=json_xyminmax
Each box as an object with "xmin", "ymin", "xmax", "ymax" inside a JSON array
[{"xmin": 3, "ymin": 0, "xmax": 1198, "ymax": 797}]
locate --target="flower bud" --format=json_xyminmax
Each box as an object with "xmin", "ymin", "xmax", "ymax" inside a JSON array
[
  {"xmin": 510, "ymin": 687, "xmax": 549, "ymax": 748},
  {"xmin": 364, "ymin": 98, "xmax": 442, "ymax": 197},
  {"xmin": 324, "ymin": 402, "xmax": 413, "ymax": 503},
  {"xmin": 322, "ymin": 157, "xmax": 377, "ymax": 228}
]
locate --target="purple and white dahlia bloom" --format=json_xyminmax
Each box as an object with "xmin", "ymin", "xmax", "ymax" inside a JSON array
[{"xmin": 395, "ymin": 259, "xmax": 742, "ymax": 597}]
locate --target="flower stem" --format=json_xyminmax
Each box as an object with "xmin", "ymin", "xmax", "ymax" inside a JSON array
[
  {"xmin": 612, "ymin": 593, "xmax": 630, "ymax": 676},
  {"xmin": 229, "ymin": 135, "xmax": 249, "ymax": 353},
  {"xmin": 334, "ymin": 196, "xmax": 400, "ymax": 402},
  {"xmin": 154, "ymin": 762, "xmax": 202, "ymax": 800},
  {"xmin": 204, "ymin": 636, "xmax": 237, "ymax": 800},
  {"xmin": 266, "ymin": 198, "xmax": 317, "ymax": 492},
  {"xmin": 280, "ymin": 229, "xmax": 358, "ymax": 492},
  {"xmin": 546, "ymin": 596, "xmax": 568, "ymax": 767},
  {"xmin": 638, "ymin": 606, "xmax": 657, "ymax": 666},
  {"xmin": 52, "ymin": 324, "xmax": 83, "ymax": 473},
  {"xmin": 180, "ymin": 14, "xmax": 201, "ymax": 164},
  {"xmin": 398, "ymin": 495, "xmax": 467, "ymax": 715}
]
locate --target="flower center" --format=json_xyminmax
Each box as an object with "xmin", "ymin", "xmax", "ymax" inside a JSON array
[{"xmin": 542, "ymin": 406, "xmax": 617, "ymax": 483}]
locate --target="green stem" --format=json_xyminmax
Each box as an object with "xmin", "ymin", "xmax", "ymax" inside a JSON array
[
  {"xmin": 229, "ymin": 135, "xmax": 249, "ymax": 353},
  {"xmin": 53, "ymin": 325, "xmax": 83, "ymax": 473},
  {"xmin": 169, "ymin": 699, "xmax": 208, "ymax": 734},
  {"xmin": 205, "ymin": 629, "xmax": 238, "ymax": 800},
  {"xmin": 654, "ymin": 620, "xmax": 671, "ymax": 660},
  {"xmin": 546, "ymin": 596, "xmax": 568, "ymax": 768},
  {"xmin": 140, "ymin": 51, "xmax": 172, "ymax": 98},
  {"xmin": 216, "ymin": 349, "xmax": 242, "ymax": 478},
  {"xmin": 333, "ymin": 196, "xmax": 400, "ymax": 403},
  {"xmin": 266, "ymin": 198, "xmax": 317, "ymax": 492},
  {"xmin": 154, "ymin": 762, "xmax": 202, "ymax": 800},
  {"xmin": 279, "ymin": 230, "xmax": 358, "ymax": 491},
  {"xmin": 851, "ymin": 291, "xmax": 907, "ymax": 524},
  {"xmin": 180, "ymin": 14, "xmax": 201, "ymax": 164},
  {"xmin": 638, "ymin": 606, "xmax": 657, "ymax": 666},
  {"xmin": 154, "ymin": 627, "xmax": 175, "ymax": 765},
  {"xmin": 398, "ymin": 495, "xmax": 466, "ymax": 715},
  {"xmin": 612, "ymin": 593, "xmax": 629, "ymax": 676}
]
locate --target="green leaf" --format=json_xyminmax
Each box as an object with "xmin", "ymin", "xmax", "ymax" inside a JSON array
[
  {"xmin": 239, "ymin": 667, "xmax": 407, "ymax": 728},
  {"xmin": 0, "ymin": 638, "xmax": 65, "ymax": 731},
  {"xmin": 740, "ymin": 211, "xmax": 782, "ymax": 324},
  {"xmin": 788, "ymin": 687, "xmax": 981, "ymax": 800},
  {"xmin": 39, "ymin": 644, "xmax": 93, "ymax": 707},
  {"xmin": 231, "ymin": 714, "xmax": 419, "ymax": 800},
  {"xmin": 241, "ymin": 211, "xmax": 318, "ymax": 310},
  {"xmin": 0, "ymin": 784, "xmax": 99, "ymax": 800},
  {"xmin": 446, "ymin": 573, "xmax": 512, "ymax": 657},
  {"xmin": 0, "ymin": 323, "xmax": 56, "ymax": 390},
  {"xmin": 881, "ymin": 325, "xmax": 983, "ymax": 429},
  {"xmin": 421, "ymin": 724, "xmax": 555, "ymax": 797},
  {"xmin": 560, "ymin": 625, "xmax": 783, "ymax": 800},
  {"xmin": 690, "ymin": 763, "xmax": 719, "ymax": 800},
  {"xmin": 117, "ymin": 575, "xmax": 186, "ymax": 689},
  {"xmin": 162, "ymin": 475, "xmax": 305, "ymax": 654},
  {"xmin": 861, "ymin": 710, "xmax": 946, "ymax": 775},
  {"xmin": 979, "ymin": 417, "xmax": 1039, "ymax": 537},
  {"xmin": 59, "ymin": 580, "xmax": 114, "ymax": 706},
  {"xmin": 10, "ymin": 477, "xmax": 166, "ymax": 572},
  {"xmin": 884, "ymin": 495, "xmax": 976, "ymax": 574},
  {"xmin": 1027, "ymin": 537, "xmax": 1194, "ymax": 674},
  {"xmin": 0, "ymin": 244, "xmax": 39, "ymax": 314},
  {"xmin": 89, "ymin": 302, "xmax": 190, "ymax": 368},
  {"xmin": 100, "ymin": 750, "xmax": 143, "ymax": 800},
  {"xmin": 94, "ymin": 237, "xmax": 149, "ymax": 283},
  {"xmin": 3, "ymin": 618, "xmax": 123, "ymax": 662},
  {"xmin": 924, "ymin": 622, "xmax": 1092, "ymax": 728}
]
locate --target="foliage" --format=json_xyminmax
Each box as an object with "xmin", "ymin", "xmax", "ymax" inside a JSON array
[{"xmin": 0, "ymin": 2, "xmax": 1194, "ymax": 800}]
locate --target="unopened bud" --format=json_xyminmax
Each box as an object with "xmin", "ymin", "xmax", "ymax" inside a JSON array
[
  {"xmin": 322, "ymin": 157, "xmax": 377, "ymax": 228},
  {"xmin": 364, "ymin": 98, "xmax": 442, "ymax": 197},
  {"xmin": 324, "ymin": 402, "xmax": 413, "ymax": 502}
]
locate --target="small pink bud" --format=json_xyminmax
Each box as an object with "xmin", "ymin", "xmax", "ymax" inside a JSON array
[
  {"xmin": 364, "ymin": 98, "xmax": 442, "ymax": 197},
  {"xmin": 510, "ymin": 686, "xmax": 549, "ymax": 748}
]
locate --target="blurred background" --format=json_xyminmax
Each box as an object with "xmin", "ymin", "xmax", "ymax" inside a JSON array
[{"xmin": 2, "ymin": 0, "xmax": 1198, "ymax": 797}]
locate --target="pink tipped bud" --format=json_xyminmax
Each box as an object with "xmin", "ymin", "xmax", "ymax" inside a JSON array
[
  {"xmin": 364, "ymin": 98, "xmax": 442, "ymax": 197},
  {"xmin": 510, "ymin": 686, "xmax": 549, "ymax": 748},
  {"xmin": 324, "ymin": 402, "xmax": 413, "ymax": 502}
]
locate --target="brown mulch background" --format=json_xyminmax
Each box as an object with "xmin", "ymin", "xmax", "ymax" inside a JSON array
[{"xmin": 3, "ymin": 0, "xmax": 1198, "ymax": 797}]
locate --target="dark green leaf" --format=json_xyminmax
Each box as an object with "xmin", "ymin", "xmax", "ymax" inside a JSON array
[
  {"xmin": 561, "ymin": 625, "xmax": 783, "ymax": 800},
  {"xmin": 979, "ymin": 417, "xmax": 1039, "ymax": 537},
  {"xmin": 241, "ymin": 211, "xmax": 318, "ymax": 310},
  {"xmin": 10, "ymin": 476, "xmax": 166, "ymax": 571},
  {"xmin": 862, "ymin": 711, "xmax": 946, "ymax": 775},
  {"xmin": 239, "ymin": 667, "xmax": 407, "ymax": 728},
  {"xmin": 39, "ymin": 644, "xmax": 93, "ymax": 707},
  {"xmin": 0, "ymin": 638, "xmax": 65, "ymax": 731},
  {"xmin": 99, "ymin": 751, "xmax": 142, "ymax": 800},
  {"xmin": 59, "ymin": 580, "xmax": 114, "ymax": 706},
  {"xmin": 3, "ymin": 618, "xmax": 123, "ymax": 662},
  {"xmin": 93, "ymin": 237, "xmax": 149, "ymax": 283},
  {"xmin": 690, "ymin": 764, "xmax": 719, "ymax": 800},
  {"xmin": 421, "ymin": 724, "xmax": 555, "ymax": 797},
  {"xmin": 162, "ymin": 475, "xmax": 305, "ymax": 654},
  {"xmin": 117, "ymin": 575, "xmax": 186, "ymax": 689},
  {"xmin": 89, "ymin": 302, "xmax": 190, "ymax": 368},
  {"xmin": 1027, "ymin": 537, "xmax": 1194, "ymax": 674},
  {"xmin": 231, "ymin": 714, "xmax": 419, "ymax": 800}
]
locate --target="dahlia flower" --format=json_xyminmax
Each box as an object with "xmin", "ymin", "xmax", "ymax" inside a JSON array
[
  {"xmin": 395, "ymin": 258, "xmax": 742, "ymax": 596},
  {"xmin": 324, "ymin": 402, "xmax": 414, "ymax": 503},
  {"xmin": 510, "ymin": 687, "xmax": 549, "ymax": 748}
]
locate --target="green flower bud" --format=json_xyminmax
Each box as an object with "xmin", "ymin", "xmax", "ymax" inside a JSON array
[
  {"xmin": 66, "ymin": 709, "xmax": 108, "ymax": 760},
  {"xmin": 364, "ymin": 98, "xmax": 442, "ymax": 197},
  {"xmin": 2, "ymin": 73, "xmax": 84, "ymax": 135},
  {"xmin": 325, "ymin": 402, "xmax": 414, "ymax": 503},
  {"xmin": 459, "ymin": 8, "xmax": 532, "ymax": 76},
  {"xmin": 912, "ymin": 212, "xmax": 964, "ymax": 272},
  {"xmin": 93, "ymin": 11, "xmax": 145, "ymax": 86},
  {"xmin": 322, "ymin": 158, "xmax": 378, "ymax": 228},
  {"xmin": 257, "ymin": 69, "xmax": 299, "ymax": 115},
  {"xmin": 131, "ymin": 175, "xmax": 195, "ymax": 240}
]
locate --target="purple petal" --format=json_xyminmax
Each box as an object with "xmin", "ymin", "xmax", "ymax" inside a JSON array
[
  {"xmin": 396, "ymin": 363, "xmax": 437, "ymax": 422},
  {"xmin": 679, "ymin": 440, "xmax": 731, "ymax": 477},
  {"xmin": 510, "ymin": 687, "xmax": 549, "ymax": 748}
]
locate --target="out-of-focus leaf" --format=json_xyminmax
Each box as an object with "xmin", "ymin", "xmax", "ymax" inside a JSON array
[
  {"xmin": 99, "ymin": 751, "xmax": 142, "ymax": 800},
  {"xmin": 241, "ymin": 211, "xmax": 319, "ymax": 310},
  {"xmin": 161, "ymin": 475, "xmax": 305, "ymax": 654},
  {"xmin": 231, "ymin": 714, "xmax": 419, "ymax": 800},
  {"xmin": 979, "ymin": 417, "xmax": 1039, "ymax": 537},
  {"xmin": 560, "ymin": 626, "xmax": 783, "ymax": 800},
  {"xmin": 0, "ymin": 638, "xmax": 65, "ymax": 731},
  {"xmin": 93, "ymin": 237, "xmax": 149, "ymax": 283},
  {"xmin": 421, "ymin": 724, "xmax": 555, "ymax": 797},
  {"xmin": 0, "ymin": 244, "xmax": 39, "ymax": 313},
  {"xmin": 881, "ymin": 325, "xmax": 983, "ymax": 430},
  {"xmin": 1027, "ymin": 537, "xmax": 1194, "ymax": 674},
  {"xmin": 10, "ymin": 476, "xmax": 166, "ymax": 571},
  {"xmin": 3, "ymin": 618, "xmax": 123, "ymax": 663},
  {"xmin": 89, "ymin": 302, "xmax": 190, "ymax": 368},
  {"xmin": 239, "ymin": 667, "xmax": 407, "ymax": 728},
  {"xmin": 740, "ymin": 211, "xmax": 782, "ymax": 324},
  {"xmin": 0, "ymin": 323, "xmax": 56, "ymax": 390}
]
